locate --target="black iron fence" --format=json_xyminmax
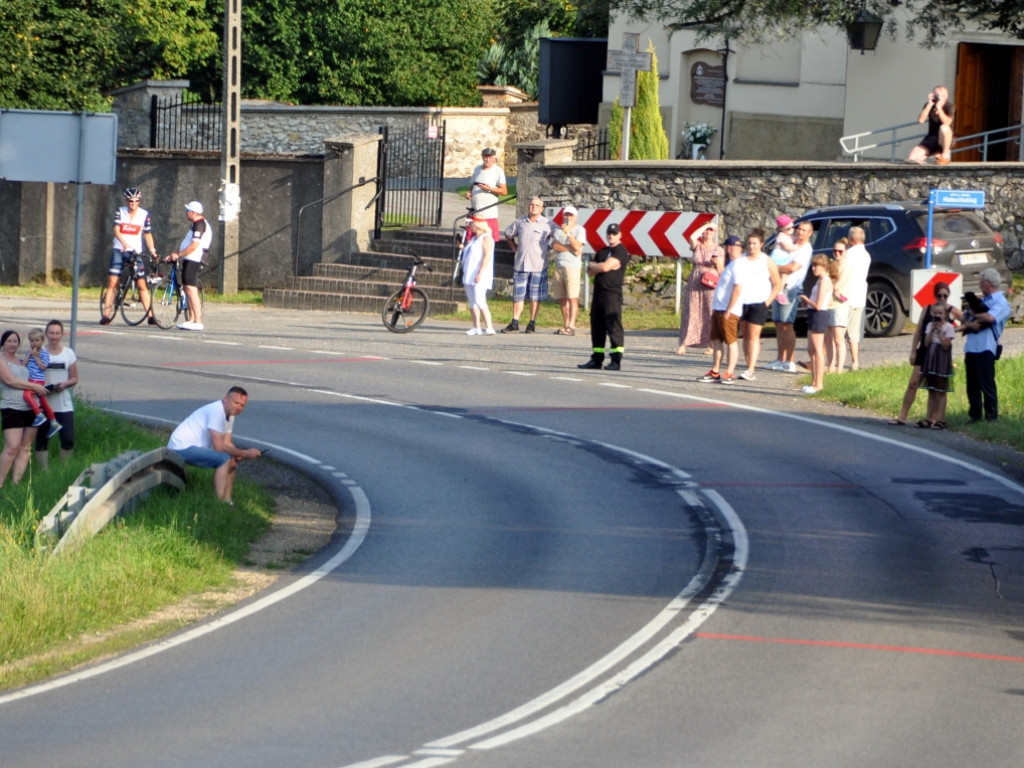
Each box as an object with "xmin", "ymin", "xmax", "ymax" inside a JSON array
[
  {"xmin": 574, "ymin": 128, "xmax": 610, "ymax": 161},
  {"xmin": 374, "ymin": 121, "xmax": 446, "ymax": 236},
  {"xmin": 150, "ymin": 95, "xmax": 223, "ymax": 151}
]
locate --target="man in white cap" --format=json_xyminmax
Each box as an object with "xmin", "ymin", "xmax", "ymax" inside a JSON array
[
  {"xmin": 549, "ymin": 205, "xmax": 585, "ymax": 335},
  {"xmin": 166, "ymin": 201, "xmax": 213, "ymax": 331}
]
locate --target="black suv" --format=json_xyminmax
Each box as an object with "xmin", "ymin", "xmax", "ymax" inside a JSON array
[{"xmin": 771, "ymin": 202, "xmax": 1011, "ymax": 337}]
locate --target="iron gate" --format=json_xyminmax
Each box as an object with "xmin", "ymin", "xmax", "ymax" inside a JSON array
[
  {"xmin": 374, "ymin": 121, "xmax": 446, "ymax": 237},
  {"xmin": 149, "ymin": 94, "xmax": 223, "ymax": 151}
]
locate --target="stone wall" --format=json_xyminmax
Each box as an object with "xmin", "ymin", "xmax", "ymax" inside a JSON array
[{"xmin": 520, "ymin": 152, "xmax": 1024, "ymax": 261}]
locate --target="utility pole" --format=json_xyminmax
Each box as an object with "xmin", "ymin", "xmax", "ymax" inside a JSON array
[{"xmin": 220, "ymin": 0, "xmax": 241, "ymax": 294}]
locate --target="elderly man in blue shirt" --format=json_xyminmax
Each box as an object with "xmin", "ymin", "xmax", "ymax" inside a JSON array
[{"xmin": 961, "ymin": 268, "xmax": 1011, "ymax": 422}]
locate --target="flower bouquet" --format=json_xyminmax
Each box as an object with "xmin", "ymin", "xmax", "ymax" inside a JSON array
[{"xmin": 682, "ymin": 122, "xmax": 717, "ymax": 146}]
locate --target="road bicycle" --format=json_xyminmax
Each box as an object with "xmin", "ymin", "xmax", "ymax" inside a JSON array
[
  {"xmin": 100, "ymin": 252, "xmax": 159, "ymax": 326},
  {"xmin": 150, "ymin": 260, "xmax": 206, "ymax": 330},
  {"xmin": 381, "ymin": 256, "xmax": 430, "ymax": 333}
]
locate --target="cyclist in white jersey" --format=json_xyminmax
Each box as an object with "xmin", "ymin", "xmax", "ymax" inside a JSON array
[{"xmin": 101, "ymin": 188, "xmax": 158, "ymax": 325}]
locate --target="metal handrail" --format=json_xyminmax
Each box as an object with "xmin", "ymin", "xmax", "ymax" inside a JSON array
[{"xmin": 840, "ymin": 121, "xmax": 1024, "ymax": 162}]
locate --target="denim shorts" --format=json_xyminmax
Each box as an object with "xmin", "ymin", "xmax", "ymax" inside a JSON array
[
  {"xmin": 173, "ymin": 445, "xmax": 231, "ymax": 468},
  {"xmin": 772, "ymin": 284, "xmax": 802, "ymax": 323}
]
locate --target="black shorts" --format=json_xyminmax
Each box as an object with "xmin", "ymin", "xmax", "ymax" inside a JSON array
[
  {"xmin": 807, "ymin": 308, "xmax": 829, "ymax": 334},
  {"xmin": 182, "ymin": 260, "xmax": 203, "ymax": 287},
  {"xmin": 1, "ymin": 407, "xmax": 35, "ymax": 431},
  {"xmin": 35, "ymin": 411, "xmax": 74, "ymax": 451},
  {"xmin": 741, "ymin": 302, "xmax": 768, "ymax": 326},
  {"xmin": 917, "ymin": 135, "xmax": 942, "ymax": 155}
]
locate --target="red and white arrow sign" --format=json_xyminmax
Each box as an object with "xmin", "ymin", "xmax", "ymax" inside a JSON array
[{"xmin": 548, "ymin": 208, "xmax": 718, "ymax": 258}]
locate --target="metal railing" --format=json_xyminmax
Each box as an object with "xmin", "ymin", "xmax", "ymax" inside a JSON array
[
  {"xmin": 150, "ymin": 94, "xmax": 223, "ymax": 151},
  {"xmin": 840, "ymin": 120, "xmax": 1024, "ymax": 162}
]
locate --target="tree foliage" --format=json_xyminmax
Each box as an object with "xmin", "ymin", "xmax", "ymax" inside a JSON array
[
  {"xmin": 607, "ymin": 0, "xmax": 1024, "ymax": 48},
  {"xmin": 0, "ymin": 0, "xmax": 216, "ymax": 111}
]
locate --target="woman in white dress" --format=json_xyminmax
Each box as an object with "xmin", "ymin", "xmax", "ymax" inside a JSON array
[{"xmin": 462, "ymin": 218, "xmax": 496, "ymax": 335}]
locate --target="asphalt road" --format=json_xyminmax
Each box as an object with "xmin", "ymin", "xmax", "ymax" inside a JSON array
[{"xmin": 1, "ymin": 297, "xmax": 1022, "ymax": 768}]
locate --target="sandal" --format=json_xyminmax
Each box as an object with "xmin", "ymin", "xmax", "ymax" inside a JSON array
[
  {"xmin": 886, "ymin": 419, "xmax": 907, "ymax": 426},
  {"xmin": 930, "ymin": 421, "xmax": 947, "ymax": 430},
  {"xmin": 915, "ymin": 420, "xmax": 933, "ymax": 428}
]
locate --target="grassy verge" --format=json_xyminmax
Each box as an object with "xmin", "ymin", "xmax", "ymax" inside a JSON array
[
  {"xmin": 434, "ymin": 296, "xmax": 682, "ymax": 332},
  {"xmin": 0, "ymin": 401, "xmax": 274, "ymax": 692},
  {"xmin": 2, "ymin": 284, "xmax": 263, "ymax": 304},
  {"xmin": 817, "ymin": 353, "xmax": 1024, "ymax": 452}
]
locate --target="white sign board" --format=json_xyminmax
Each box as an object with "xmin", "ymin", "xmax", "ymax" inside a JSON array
[{"xmin": 0, "ymin": 109, "xmax": 117, "ymax": 184}]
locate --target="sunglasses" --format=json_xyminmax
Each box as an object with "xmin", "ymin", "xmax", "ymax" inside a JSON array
[
  {"xmin": 833, "ymin": 249, "xmax": 845, "ymax": 254},
  {"xmin": 936, "ymin": 292, "xmax": 949, "ymax": 298}
]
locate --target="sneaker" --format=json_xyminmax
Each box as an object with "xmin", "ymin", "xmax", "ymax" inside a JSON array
[
  {"xmin": 783, "ymin": 361, "xmax": 798, "ymax": 374},
  {"xmin": 31, "ymin": 413, "xmax": 47, "ymax": 427},
  {"xmin": 739, "ymin": 370, "xmax": 756, "ymax": 381},
  {"xmin": 501, "ymin": 321, "xmax": 519, "ymax": 333},
  {"xmin": 176, "ymin": 321, "xmax": 194, "ymax": 330},
  {"xmin": 466, "ymin": 328, "xmax": 482, "ymax": 336},
  {"xmin": 801, "ymin": 385, "xmax": 819, "ymax": 395},
  {"xmin": 186, "ymin": 322, "xmax": 204, "ymax": 331},
  {"xmin": 99, "ymin": 315, "xmax": 112, "ymax": 326},
  {"xmin": 524, "ymin": 321, "xmax": 536, "ymax": 334},
  {"xmin": 698, "ymin": 370, "xmax": 720, "ymax": 383},
  {"xmin": 484, "ymin": 328, "xmax": 496, "ymax": 335},
  {"xmin": 604, "ymin": 360, "xmax": 621, "ymax": 371},
  {"xmin": 719, "ymin": 373, "xmax": 736, "ymax": 385},
  {"xmin": 47, "ymin": 421, "xmax": 62, "ymax": 438},
  {"xmin": 764, "ymin": 360, "xmax": 784, "ymax": 371}
]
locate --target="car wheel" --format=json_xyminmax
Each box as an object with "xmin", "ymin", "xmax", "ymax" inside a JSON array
[{"xmin": 865, "ymin": 281, "xmax": 907, "ymax": 338}]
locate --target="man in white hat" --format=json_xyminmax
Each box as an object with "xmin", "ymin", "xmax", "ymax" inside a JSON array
[
  {"xmin": 549, "ymin": 205, "xmax": 585, "ymax": 335},
  {"xmin": 166, "ymin": 201, "xmax": 213, "ymax": 331}
]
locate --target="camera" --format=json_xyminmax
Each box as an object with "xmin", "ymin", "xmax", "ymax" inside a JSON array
[{"xmin": 931, "ymin": 95, "xmax": 938, "ymax": 103}]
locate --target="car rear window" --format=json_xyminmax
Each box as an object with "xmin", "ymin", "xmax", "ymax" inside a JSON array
[
  {"xmin": 913, "ymin": 211, "xmax": 991, "ymax": 239},
  {"xmin": 810, "ymin": 217, "xmax": 896, "ymax": 249}
]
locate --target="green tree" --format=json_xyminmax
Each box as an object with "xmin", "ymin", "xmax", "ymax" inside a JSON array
[
  {"xmin": 608, "ymin": 43, "xmax": 669, "ymax": 160},
  {"xmin": 0, "ymin": 0, "xmax": 217, "ymax": 111},
  {"xmin": 608, "ymin": 0, "xmax": 1024, "ymax": 49}
]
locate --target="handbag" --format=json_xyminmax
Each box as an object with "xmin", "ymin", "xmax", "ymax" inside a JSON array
[{"xmin": 699, "ymin": 270, "xmax": 720, "ymax": 289}]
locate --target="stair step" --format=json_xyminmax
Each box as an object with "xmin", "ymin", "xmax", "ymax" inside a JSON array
[{"xmin": 312, "ymin": 262, "xmax": 454, "ymax": 289}]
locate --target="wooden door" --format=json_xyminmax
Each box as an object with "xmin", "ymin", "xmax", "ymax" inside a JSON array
[{"xmin": 955, "ymin": 44, "xmax": 987, "ymax": 162}]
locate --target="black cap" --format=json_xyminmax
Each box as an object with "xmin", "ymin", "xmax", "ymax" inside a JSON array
[
  {"xmin": 481, "ymin": 147, "xmax": 497, "ymax": 156},
  {"xmin": 606, "ymin": 223, "xmax": 621, "ymax": 235},
  {"xmin": 724, "ymin": 235, "xmax": 742, "ymax": 246}
]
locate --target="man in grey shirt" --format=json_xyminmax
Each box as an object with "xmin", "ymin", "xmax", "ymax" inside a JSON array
[
  {"xmin": 501, "ymin": 198, "xmax": 550, "ymax": 333},
  {"xmin": 549, "ymin": 206, "xmax": 585, "ymax": 335}
]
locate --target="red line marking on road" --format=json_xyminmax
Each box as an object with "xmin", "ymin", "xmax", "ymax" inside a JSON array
[
  {"xmin": 163, "ymin": 357, "xmax": 384, "ymax": 367},
  {"xmin": 695, "ymin": 633, "xmax": 1024, "ymax": 663}
]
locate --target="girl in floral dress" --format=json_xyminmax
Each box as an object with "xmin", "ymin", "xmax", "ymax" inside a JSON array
[{"xmin": 675, "ymin": 223, "xmax": 723, "ymax": 355}]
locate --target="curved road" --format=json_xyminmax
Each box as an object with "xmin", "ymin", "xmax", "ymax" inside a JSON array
[{"xmin": 1, "ymin": 302, "xmax": 1022, "ymax": 768}]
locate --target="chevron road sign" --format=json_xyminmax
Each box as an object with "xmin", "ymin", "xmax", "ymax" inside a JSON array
[{"xmin": 547, "ymin": 208, "xmax": 719, "ymax": 259}]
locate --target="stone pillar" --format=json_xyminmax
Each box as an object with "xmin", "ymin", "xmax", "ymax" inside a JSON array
[
  {"xmin": 322, "ymin": 133, "xmax": 382, "ymax": 261},
  {"xmin": 514, "ymin": 139, "xmax": 577, "ymax": 217},
  {"xmin": 108, "ymin": 79, "xmax": 190, "ymax": 149}
]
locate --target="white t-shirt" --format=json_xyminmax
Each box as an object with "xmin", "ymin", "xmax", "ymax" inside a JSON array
[
  {"xmin": 845, "ymin": 243, "xmax": 871, "ymax": 308},
  {"xmin": 733, "ymin": 253, "xmax": 772, "ymax": 305},
  {"xmin": 179, "ymin": 217, "xmax": 214, "ymax": 263},
  {"xmin": 113, "ymin": 206, "xmax": 152, "ymax": 253},
  {"xmin": 469, "ymin": 164, "xmax": 507, "ymax": 221},
  {"xmin": 168, "ymin": 400, "xmax": 233, "ymax": 451},
  {"xmin": 712, "ymin": 259, "xmax": 742, "ymax": 316},
  {"xmin": 781, "ymin": 241, "xmax": 812, "ymax": 290},
  {"xmin": 42, "ymin": 346, "xmax": 77, "ymax": 413}
]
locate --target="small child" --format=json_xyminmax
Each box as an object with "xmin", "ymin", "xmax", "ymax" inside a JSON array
[
  {"xmin": 921, "ymin": 303, "xmax": 955, "ymax": 429},
  {"xmin": 21, "ymin": 328, "xmax": 62, "ymax": 438}
]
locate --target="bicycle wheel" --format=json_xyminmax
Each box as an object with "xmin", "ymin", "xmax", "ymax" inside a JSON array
[
  {"xmin": 119, "ymin": 279, "xmax": 150, "ymax": 326},
  {"xmin": 150, "ymin": 275, "xmax": 180, "ymax": 329},
  {"xmin": 381, "ymin": 287, "xmax": 429, "ymax": 333}
]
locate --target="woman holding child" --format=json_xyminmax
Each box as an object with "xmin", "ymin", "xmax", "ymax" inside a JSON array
[{"xmin": 0, "ymin": 329, "xmax": 49, "ymax": 487}]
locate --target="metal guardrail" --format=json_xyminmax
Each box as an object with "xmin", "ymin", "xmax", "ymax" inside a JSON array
[
  {"xmin": 841, "ymin": 121, "xmax": 1024, "ymax": 162},
  {"xmin": 36, "ymin": 448, "xmax": 187, "ymax": 554}
]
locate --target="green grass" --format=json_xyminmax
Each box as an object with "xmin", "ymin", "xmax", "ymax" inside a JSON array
[
  {"xmin": 434, "ymin": 296, "xmax": 682, "ymax": 331},
  {"xmin": 2, "ymin": 283, "xmax": 263, "ymax": 304},
  {"xmin": 816, "ymin": 352, "xmax": 1024, "ymax": 452},
  {"xmin": 0, "ymin": 401, "xmax": 274, "ymax": 691}
]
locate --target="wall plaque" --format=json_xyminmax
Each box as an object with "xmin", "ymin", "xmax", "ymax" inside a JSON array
[{"xmin": 690, "ymin": 62, "xmax": 726, "ymax": 107}]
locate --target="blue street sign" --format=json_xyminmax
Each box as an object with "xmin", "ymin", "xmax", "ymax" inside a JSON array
[
  {"xmin": 930, "ymin": 189, "xmax": 985, "ymax": 209},
  {"xmin": 925, "ymin": 188, "xmax": 986, "ymax": 268}
]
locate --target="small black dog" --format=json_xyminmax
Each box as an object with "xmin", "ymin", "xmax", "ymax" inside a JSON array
[{"xmin": 961, "ymin": 291, "xmax": 990, "ymax": 331}]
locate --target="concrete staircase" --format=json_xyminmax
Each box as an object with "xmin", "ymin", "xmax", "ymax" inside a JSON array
[{"xmin": 263, "ymin": 228, "xmax": 515, "ymax": 316}]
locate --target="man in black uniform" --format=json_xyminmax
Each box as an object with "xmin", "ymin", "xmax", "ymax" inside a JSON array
[{"xmin": 578, "ymin": 223, "xmax": 631, "ymax": 371}]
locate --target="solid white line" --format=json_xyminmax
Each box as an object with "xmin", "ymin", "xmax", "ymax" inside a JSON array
[
  {"xmin": 636, "ymin": 387, "xmax": 1024, "ymax": 496},
  {"xmin": 0, "ymin": 443, "xmax": 371, "ymax": 708},
  {"xmin": 257, "ymin": 345, "xmax": 292, "ymax": 350},
  {"xmin": 506, "ymin": 371, "xmax": 536, "ymax": 377}
]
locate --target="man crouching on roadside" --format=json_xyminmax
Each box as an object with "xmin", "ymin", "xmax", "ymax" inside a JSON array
[{"xmin": 168, "ymin": 386, "xmax": 262, "ymax": 504}]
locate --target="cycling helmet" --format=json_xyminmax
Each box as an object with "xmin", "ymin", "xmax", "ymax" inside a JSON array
[{"xmin": 123, "ymin": 187, "xmax": 142, "ymax": 201}]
